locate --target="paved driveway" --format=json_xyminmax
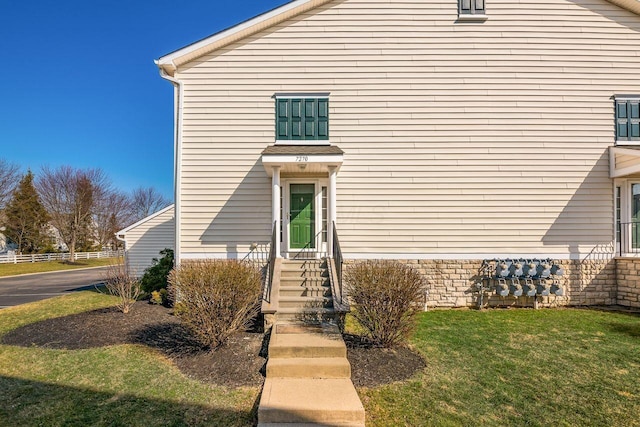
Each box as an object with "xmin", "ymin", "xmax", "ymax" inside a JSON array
[{"xmin": 0, "ymin": 267, "xmax": 110, "ymax": 308}]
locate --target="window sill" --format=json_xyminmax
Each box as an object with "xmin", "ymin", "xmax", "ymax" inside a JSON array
[
  {"xmin": 615, "ymin": 141, "xmax": 640, "ymax": 146},
  {"xmin": 456, "ymin": 14, "xmax": 488, "ymax": 22},
  {"xmin": 275, "ymin": 140, "xmax": 331, "ymax": 145}
]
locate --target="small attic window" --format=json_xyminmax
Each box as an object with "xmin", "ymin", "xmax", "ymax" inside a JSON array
[{"xmin": 458, "ymin": 0, "xmax": 487, "ymax": 21}]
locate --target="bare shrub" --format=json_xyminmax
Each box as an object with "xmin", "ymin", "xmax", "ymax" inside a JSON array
[
  {"xmin": 168, "ymin": 260, "xmax": 262, "ymax": 349},
  {"xmin": 345, "ymin": 260, "xmax": 426, "ymax": 348},
  {"xmin": 102, "ymin": 263, "xmax": 141, "ymax": 314}
]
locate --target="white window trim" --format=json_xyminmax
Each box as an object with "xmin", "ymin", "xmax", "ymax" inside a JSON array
[
  {"xmin": 615, "ymin": 179, "xmax": 640, "ymax": 257},
  {"xmin": 457, "ymin": 14, "xmax": 488, "ymax": 21},
  {"xmin": 275, "ymin": 140, "xmax": 332, "ymax": 146},
  {"xmin": 274, "ymin": 93, "xmax": 330, "ymax": 99}
]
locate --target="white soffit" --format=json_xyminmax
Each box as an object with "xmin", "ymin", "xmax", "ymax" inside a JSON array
[
  {"xmin": 610, "ymin": 146, "xmax": 640, "ymax": 178},
  {"xmin": 607, "ymin": 0, "xmax": 640, "ymax": 16}
]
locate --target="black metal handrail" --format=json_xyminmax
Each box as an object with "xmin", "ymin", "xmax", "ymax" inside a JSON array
[
  {"xmin": 264, "ymin": 221, "xmax": 277, "ymax": 303},
  {"xmin": 618, "ymin": 221, "xmax": 640, "ymax": 255},
  {"xmin": 332, "ymin": 221, "xmax": 344, "ymax": 305},
  {"xmin": 291, "ymin": 229, "xmax": 325, "ymax": 259}
]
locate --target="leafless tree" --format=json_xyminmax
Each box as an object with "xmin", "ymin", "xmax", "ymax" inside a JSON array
[
  {"xmin": 93, "ymin": 189, "xmax": 134, "ymax": 250},
  {"xmin": 130, "ymin": 186, "xmax": 171, "ymax": 222},
  {"xmin": 102, "ymin": 262, "xmax": 141, "ymax": 314},
  {"xmin": 37, "ymin": 166, "xmax": 111, "ymax": 262},
  {"xmin": 0, "ymin": 159, "xmax": 20, "ymax": 209}
]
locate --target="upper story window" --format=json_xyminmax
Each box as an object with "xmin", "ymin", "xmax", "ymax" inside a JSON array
[
  {"xmin": 616, "ymin": 96, "xmax": 640, "ymax": 143},
  {"xmin": 275, "ymin": 94, "xmax": 329, "ymax": 142},
  {"xmin": 458, "ymin": 0, "xmax": 487, "ymax": 20}
]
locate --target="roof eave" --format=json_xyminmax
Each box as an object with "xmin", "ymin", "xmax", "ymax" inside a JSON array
[
  {"xmin": 155, "ymin": 0, "xmax": 640, "ymax": 74},
  {"xmin": 154, "ymin": 59, "xmax": 176, "ymax": 76},
  {"xmin": 155, "ymin": 0, "xmax": 334, "ymax": 72},
  {"xmin": 116, "ymin": 204, "xmax": 175, "ymax": 236}
]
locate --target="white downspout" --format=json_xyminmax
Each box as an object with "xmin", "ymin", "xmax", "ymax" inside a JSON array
[{"xmin": 156, "ymin": 64, "xmax": 183, "ymax": 267}]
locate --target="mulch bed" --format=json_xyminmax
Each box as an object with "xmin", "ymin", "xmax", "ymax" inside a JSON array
[
  {"xmin": 2, "ymin": 303, "xmax": 425, "ymax": 388},
  {"xmin": 344, "ymin": 334, "xmax": 426, "ymax": 387}
]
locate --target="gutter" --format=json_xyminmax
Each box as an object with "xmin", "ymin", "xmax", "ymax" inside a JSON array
[{"xmin": 155, "ymin": 63, "xmax": 183, "ymax": 267}]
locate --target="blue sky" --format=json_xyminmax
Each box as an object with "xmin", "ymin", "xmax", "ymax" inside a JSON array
[{"xmin": 1, "ymin": 0, "xmax": 289, "ymax": 200}]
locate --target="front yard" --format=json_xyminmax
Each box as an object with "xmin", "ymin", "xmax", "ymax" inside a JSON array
[
  {"xmin": 361, "ymin": 308, "xmax": 640, "ymax": 426},
  {"xmin": 0, "ymin": 293, "xmax": 258, "ymax": 426},
  {"xmin": 0, "ymin": 293, "xmax": 638, "ymax": 426}
]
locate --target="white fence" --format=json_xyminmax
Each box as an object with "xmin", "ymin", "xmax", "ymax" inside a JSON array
[{"xmin": 0, "ymin": 250, "xmax": 124, "ymax": 264}]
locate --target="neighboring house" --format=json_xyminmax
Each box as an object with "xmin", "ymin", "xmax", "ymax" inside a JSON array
[
  {"xmin": 0, "ymin": 225, "xmax": 61, "ymax": 254},
  {"xmin": 46, "ymin": 224, "xmax": 68, "ymax": 252},
  {"xmin": 116, "ymin": 204, "xmax": 175, "ymax": 276},
  {"xmin": 149, "ymin": 0, "xmax": 640, "ymax": 310},
  {"xmin": 0, "ymin": 232, "xmax": 8, "ymax": 254}
]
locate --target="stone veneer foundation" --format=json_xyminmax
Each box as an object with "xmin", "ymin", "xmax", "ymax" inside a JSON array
[
  {"xmin": 615, "ymin": 257, "xmax": 640, "ymax": 308},
  {"xmin": 346, "ymin": 258, "xmax": 627, "ymax": 309}
]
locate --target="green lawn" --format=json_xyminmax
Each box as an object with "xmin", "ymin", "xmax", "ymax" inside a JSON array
[
  {"xmin": 359, "ymin": 308, "xmax": 640, "ymax": 426},
  {"xmin": 1, "ymin": 295, "xmax": 638, "ymax": 426},
  {"xmin": 0, "ymin": 293, "xmax": 258, "ymax": 427},
  {"xmin": 0, "ymin": 257, "xmax": 122, "ymax": 277}
]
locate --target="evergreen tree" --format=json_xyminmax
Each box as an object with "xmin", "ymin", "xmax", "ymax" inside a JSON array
[{"xmin": 3, "ymin": 171, "xmax": 50, "ymax": 254}]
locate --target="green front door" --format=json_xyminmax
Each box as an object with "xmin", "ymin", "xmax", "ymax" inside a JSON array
[
  {"xmin": 290, "ymin": 184, "xmax": 315, "ymax": 249},
  {"xmin": 633, "ymin": 184, "xmax": 640, "ymax": 249}
]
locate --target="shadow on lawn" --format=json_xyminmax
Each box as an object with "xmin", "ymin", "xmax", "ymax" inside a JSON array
[
  {"xmin": 606, "ymin": 320, "xmax": 640, "ymax": 338},
  {"xmin": 0, "ymin": 375, "xmax": 256, "ymax": 427},
  {"xmin": 129, "ymin": 322, "xmax": 206, "ymax": 356}
]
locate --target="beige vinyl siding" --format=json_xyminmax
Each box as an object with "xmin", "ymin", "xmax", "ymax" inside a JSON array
[
  {"xmin": 176, "ymin": 0, "xmax": 640, "ymax": 258},
  {"xmin": 122, "ymin": 206, "xmax": 175, "ymax": 276}
]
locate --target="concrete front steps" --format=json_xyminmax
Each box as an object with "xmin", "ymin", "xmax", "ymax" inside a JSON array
[
  {"xmin": 258, "ymin": 322, "xmax": 365, "ymax": 427},
  {"xmin": 276, "ymin": 259, "xmax": 335, "ymax": 323}
]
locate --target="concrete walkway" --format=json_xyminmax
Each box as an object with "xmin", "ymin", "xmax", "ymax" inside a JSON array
[{"xmin": 258, "ymin": 322, "xmax": 365, "ymax": 426}]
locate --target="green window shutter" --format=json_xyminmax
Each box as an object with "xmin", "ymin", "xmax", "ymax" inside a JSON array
[
  {"xmin": 460, "ymin": 0, "xmax": 484, "ymax": 14},
  {"xmin": 617, "ymin": 100, "xmax": 640, "ymax": 141},
  {"xmin": 317, "ymin": 98, "xmax": 329, "ymax": 139},
  {"xmin": 617, "ymin": 101, "xmax": 629, "ymax": 140},
  {"xmin": 290, "ymin": 99, "xmax": 302, "ymax": 139},
  {"xmin": 277, "ymin": 99, "xmax": 290, "ymax": 140},
  {"xmin": 631, "ymin": 101, "xmax": 640, "ymax": 140},
  {"xmin": 275, "ymin": 96, "xmax": 329, "ymax": 141},
  {"xmin": 304, "ymin": 99, "xmax": 316, "ymax": 139}
]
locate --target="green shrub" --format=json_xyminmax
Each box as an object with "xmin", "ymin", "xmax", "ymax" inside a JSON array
[
  {"xmin": 168, "ymin": 259, "xmax": 262, "ymax": 349},
  {"xmin": 140, "ymin": 248, "xmax": 174, "ymax": 294},
  {"xmin": 345, "ymin": 260, "xmax": 426, "ymax": 348}
]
